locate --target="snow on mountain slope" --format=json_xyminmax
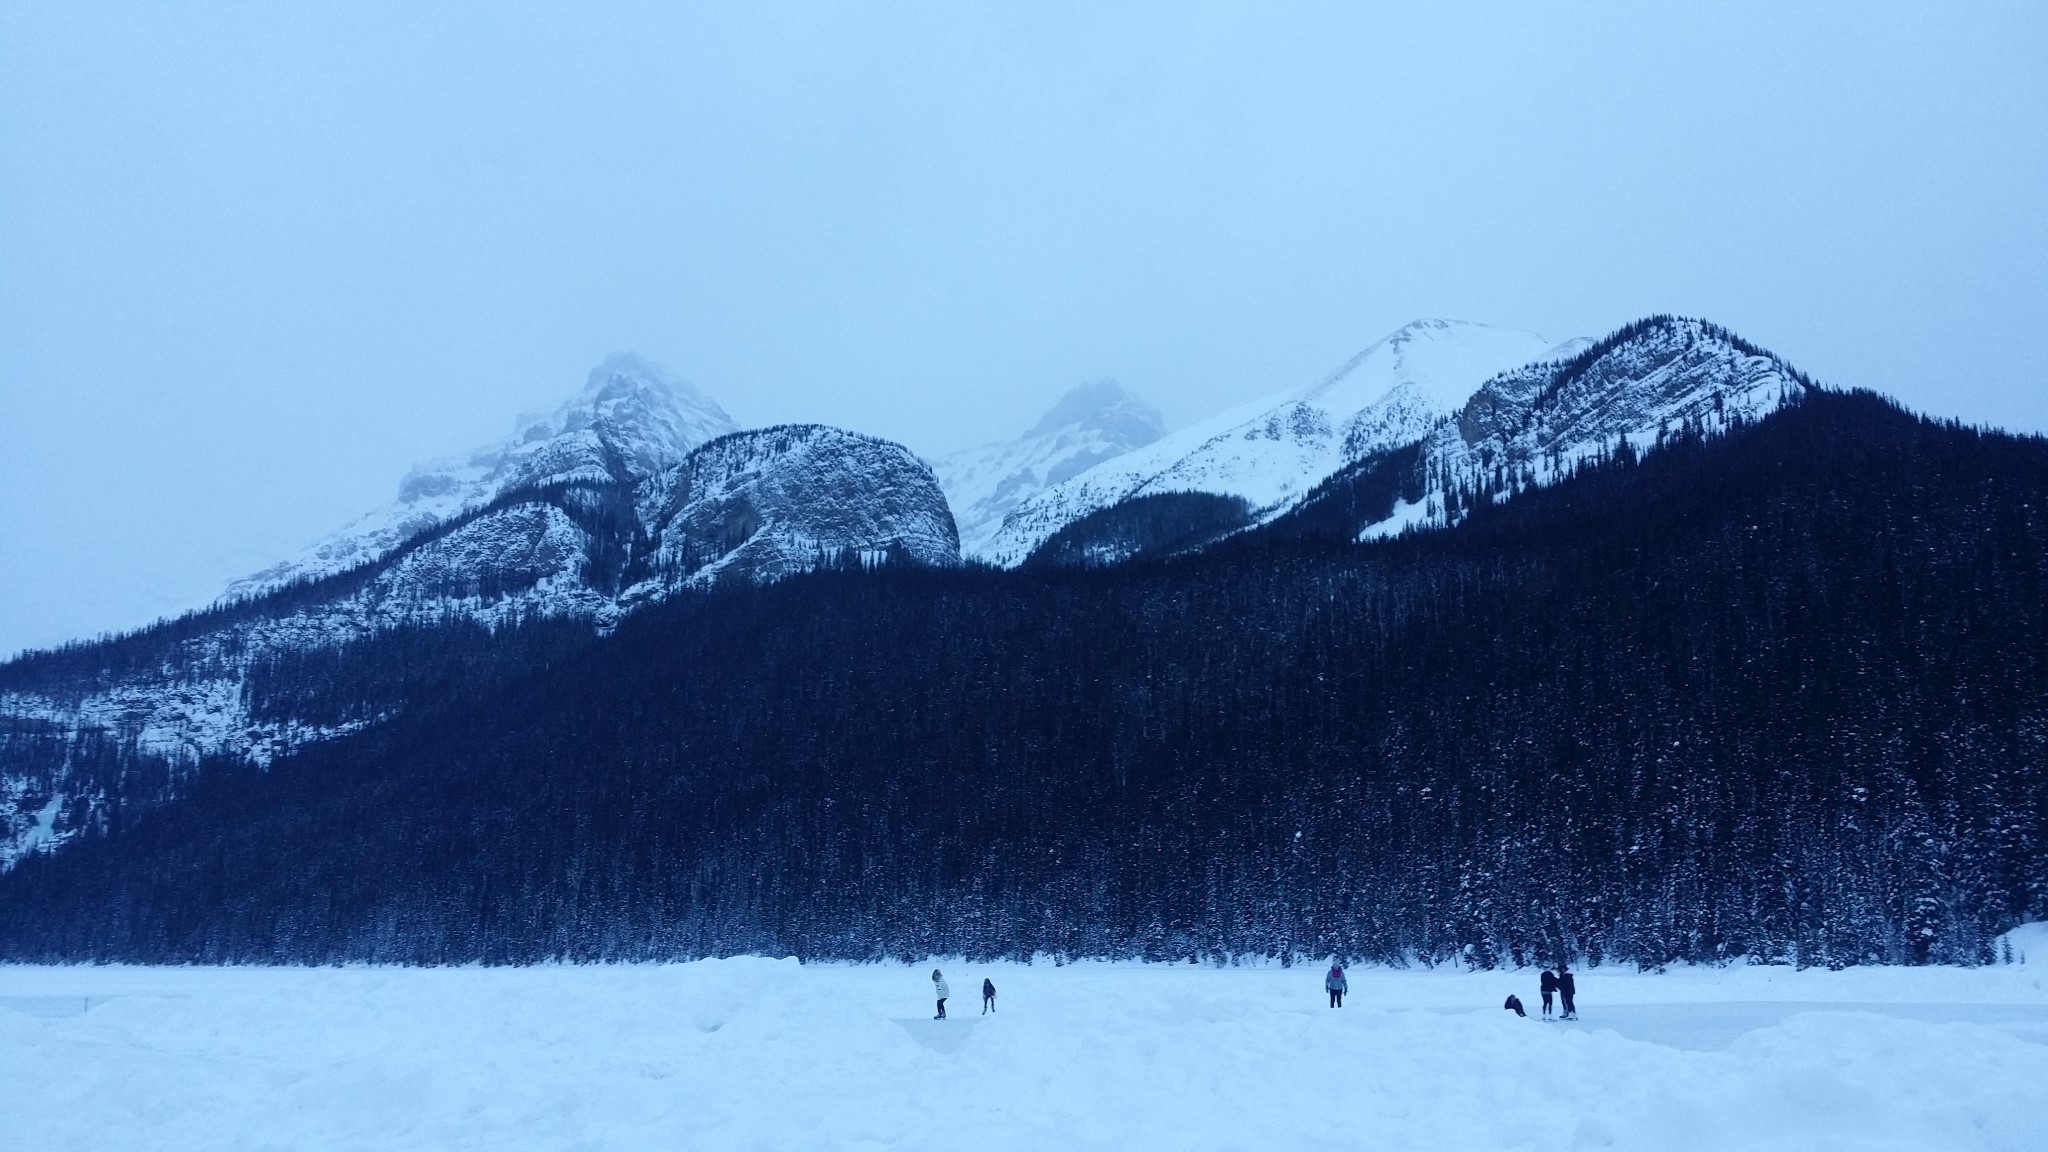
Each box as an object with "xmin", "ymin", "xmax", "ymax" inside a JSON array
[
  {"xmin": 932, "ymin": 380, "xmax": 1165, "ymax": 558},
  {"xmin": 225, "ymin": 353, "xmax": 736, "ymax": 598},
  {"xmin": 980, "ymin": 320, "xmax": 1569, "ymax": 565},
  {"xmin": 636, "ymin": 425, "xmax": 960, "ymax": 591},
  {"xmin": 0, "ymin": 364, "xmax": 959, "ymax": 868},
  {"xmin": 1358, "ymin": 316, "xmax": 1815, "ymax": 539}
]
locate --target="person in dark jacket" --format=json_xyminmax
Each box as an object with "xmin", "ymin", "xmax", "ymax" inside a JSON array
[
  {"xmin": 1556, "ymin": 962, "xmax": 1577, "ymax": 1020},
  {"xmin": 1539, "ymin": 968, "xmax": 1558, "ymax": 1017},
  {"xmin": 981, "ymin": 977, "xmax": 996, "ymax": 1014},
  {"xmin": 1503, "ymin": 994, "xmax": 1526, "ymax": 1017},
  {"xmin": 1325, "ymin": 962, "xmax": 1348, "ymax": 1008}
]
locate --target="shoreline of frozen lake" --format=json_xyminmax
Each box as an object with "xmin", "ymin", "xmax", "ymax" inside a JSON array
[{"xmin": 4, "ymin": 947, "xmax": 2045, "ymax": 1150}]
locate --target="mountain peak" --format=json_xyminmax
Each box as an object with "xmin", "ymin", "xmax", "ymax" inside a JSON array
[
  {"xmin": 1343, "ymin": 314, "xmax": 1818, "ymax": 541},
  {"xmin": 554, "ymin": 352, "xmax": 734, "ymax": 446},
  {"xmin": 579, "ymin": 352, "xmax": 717, "ymax": 410},
  {"xmin": 225, "ymin": 355, "xmax": 739, "ymax": 600},
  {"xmin": 1301, "ymin": 319, "xmax": 1555, "ymax": 413},
  {"xmin": 1022, "ymin": 378, "xmax": 1165, "ymax": 445},
  {"xmin": 977, "ymin": 320, "xmax": 1569, "ymax": 566},
  {"xmin": 932, "ymin": 378, "xmax": 1167, "ymax": 558}
]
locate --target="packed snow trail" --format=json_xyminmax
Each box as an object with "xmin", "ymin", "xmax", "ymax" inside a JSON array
[{"xmin": 2, "ymin": 957, "xmax": 2045, "ymax": 1150}]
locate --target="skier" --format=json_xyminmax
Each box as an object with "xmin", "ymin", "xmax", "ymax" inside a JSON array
[
  {"xmin": 981, "ymin": 977, "xmax": 997, "ymax": 1014},
  {"xmin": 1503, "ymin": 993, "xmax": 1526, "ymax": 1017},
  {"xmin": 1556, "ymin": 962, "xmax": 1577, "ymax": 1020},
  {"xmin": 1539, "ymin": 968, "xmax": 1558, "ymax": 1017},
  {"xmin": 1324, "ymin": 961, "xmax": 1348, "ymax": 1008},
  {"xmin": 932, "ymin": 969, "xmax": 949, "ymax": 1019}
]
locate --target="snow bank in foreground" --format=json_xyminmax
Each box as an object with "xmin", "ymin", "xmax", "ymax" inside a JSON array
[
  {"xmin": 2001, "ymin": 921, "xmax": 2047, "ymax": 964},
  {"xmin": 2, "ymin": 960, "xmax": 2044, "ymax": 1150}
]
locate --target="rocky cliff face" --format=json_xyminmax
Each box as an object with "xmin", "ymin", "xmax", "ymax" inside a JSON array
[
  {"xmin": 639, "ymin": 425, "xmax": 959, "ymax": 591},
  {"xmin": 1357, "ymin": 316, "xmax": 1815, "ymax": 539}
]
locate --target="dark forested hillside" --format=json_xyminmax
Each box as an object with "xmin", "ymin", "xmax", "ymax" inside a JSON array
[
  {"xmin": 2, "ymin": 391, "xmax": 2043, "ymax": 968},
  {"xmin": 1026, "ymin": 491, "xmax": 1253, "ymax": 567}
]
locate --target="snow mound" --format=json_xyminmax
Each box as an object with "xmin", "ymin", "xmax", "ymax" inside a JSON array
[{"xmin": 1999, "ymin": 922, "xmax": 2047, "ymax": 965}]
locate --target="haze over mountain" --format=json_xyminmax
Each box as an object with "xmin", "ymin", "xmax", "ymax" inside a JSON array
[
  {"xmin": 931, "ymin": 379, "xmax": 1166, "ymax": 558},
  {"xmin": 225, "ymin": 354, "xmax": 739, "ymax": 600}
]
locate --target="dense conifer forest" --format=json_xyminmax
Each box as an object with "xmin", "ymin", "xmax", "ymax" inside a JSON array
[{"xmin": 1, "ymin": 391, "xmax": 2043, "ymax": 967}]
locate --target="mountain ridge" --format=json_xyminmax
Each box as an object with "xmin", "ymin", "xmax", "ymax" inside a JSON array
[
  {"xmin": 4, "ymin": 390, "xmax": 2040, "ymax": 966},
  {"xmin": 0, "ymin": 362, "xmax": 957, "ymax": 866},
  {"xmin": 225, "ymin": 353, "xmax": 737, "ymax": 600},
  {"xmin": 981, "ymin": 319, "xmax": 1572, "ymax": 565}
]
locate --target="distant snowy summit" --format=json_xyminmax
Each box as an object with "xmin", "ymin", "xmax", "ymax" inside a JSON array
[
  {"xmin": 982, "ymin": 319, "xmax": 1577, "ymax": 565},
  {"xmin": 222, "ymin": 353, "xmax": 956, "ymax": 610},
  {"xmin": 931, "ymin": 378, "xmax": 1166, "ymax": 558},
  {"xmin": 225, "ymin": 353, "xmax": 739, "ymax": 599},
  {"xmin": 1002, "ymin": 316, "xmax": 1816, "ymax": 567}
]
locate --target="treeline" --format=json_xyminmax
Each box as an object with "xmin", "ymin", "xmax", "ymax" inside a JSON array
[{"xmin": 0, "ymin": 391, "xmax": 2042, "ymax": 967}]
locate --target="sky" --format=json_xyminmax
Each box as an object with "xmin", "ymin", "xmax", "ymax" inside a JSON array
[{"xmin": 2, "ymin": 1, "xmax": 2043, "ymax": 656}]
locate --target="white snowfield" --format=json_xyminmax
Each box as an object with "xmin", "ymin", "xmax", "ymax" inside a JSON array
[{"xmin": 5, "ymin": 934, "xmax": 2045, "ymax": 1152}]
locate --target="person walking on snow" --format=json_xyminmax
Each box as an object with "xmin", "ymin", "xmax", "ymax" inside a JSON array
[
  {"xmin": 1325, "ymin": 962, "xmax": 1348, "ymax": 1008},
  {"xmin": 1556, "ymin": 962, "xmax": 1578, "ymax": 1020},
  {"xmin": 1539, "ymin": 968, "xmax": 1558, "ymax": 1018},
  {"xmin": 932, "ymin": 969, "xmax": 950, "ymax": 1019},
  {"xmin": 981, "ymin": 977, "xmax": 997, "ymax": 1014}
]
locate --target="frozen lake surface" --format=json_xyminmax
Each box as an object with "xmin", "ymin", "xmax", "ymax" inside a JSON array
[{"xmin": 4, "ymin": 938, "xmax": 2047, "ymax": 1150}]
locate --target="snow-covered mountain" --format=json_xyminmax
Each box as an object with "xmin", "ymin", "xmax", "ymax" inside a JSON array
[
  {"xmin": 0, "ymin": 318, "xmax": 1821, "ymax": 867},
  {"xmin": 638, "ymin": 425, "xmax": 960, "ymax": 591},
  {"xmin": 0, "ymin": 359, "xmax": 958, "ymax": 867},
  {"xmin": 1353, "ymin": 316, "xmax": 1814, "ymax": 539},
  {"xmin": 931, "ymin": 379, "xmax": 1166, "ymax": 558},
  {"xmin": 981, "ymin": 320, "xmax": 1575, "ymax": 565},
  {"xmin": 226, "ymin": 353, "xmax": 737, "ymax": 598}
]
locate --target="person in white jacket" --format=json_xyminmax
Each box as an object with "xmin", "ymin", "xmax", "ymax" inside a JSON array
[{"xmin": 932, "ymin": 969, "xmax": 950, "ymax": 1019}]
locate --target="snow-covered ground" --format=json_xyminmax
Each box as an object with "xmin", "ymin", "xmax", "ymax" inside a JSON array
[{"xmin": 4, "ymin": 941, "xmax": 2046, "ymax": 1150}]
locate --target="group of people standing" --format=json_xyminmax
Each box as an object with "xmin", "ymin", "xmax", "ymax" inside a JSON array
[
  {"xmin": 925, "ymin": 960, "xmax": 1574, "ymax": 1021},
  {"xmin": 930, "ymin": 969, "xmax": 996, "ymax": 1019},
  {"xmin": 1324, "ymin": 958, "xmax": 1581, "ymax": 1021},
  {"xmin": 1539, "ymin": 963, "xmax": 1578, "ymax": 1019},
  {"xmin": 1503, "ymin": 963, "xmax": 1579, "ymax": 1019}
]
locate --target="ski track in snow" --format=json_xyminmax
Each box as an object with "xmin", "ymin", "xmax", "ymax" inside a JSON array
[{"xmin": 4, "ymin": 943, "xmax": 2045, "ymax": 1150}]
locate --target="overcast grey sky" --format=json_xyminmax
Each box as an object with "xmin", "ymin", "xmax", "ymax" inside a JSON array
[{"xmin": 2, "ymin": 1, "xmax": 2043, "ymax": 656}]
